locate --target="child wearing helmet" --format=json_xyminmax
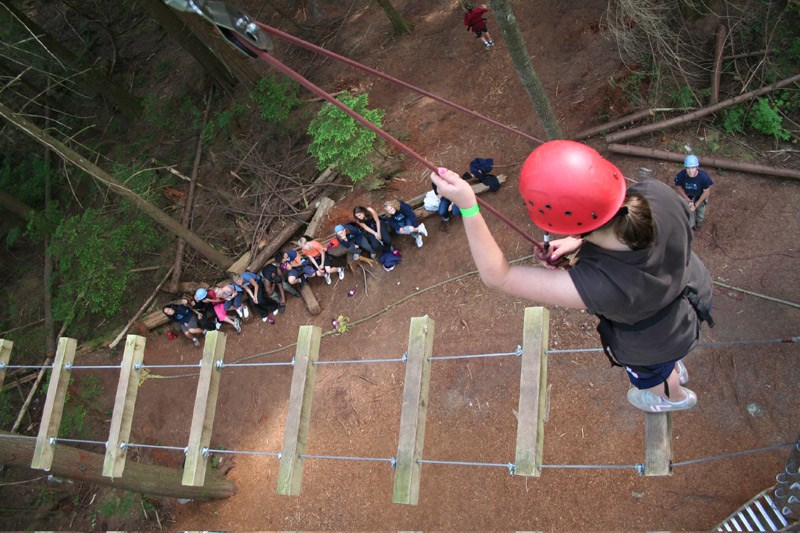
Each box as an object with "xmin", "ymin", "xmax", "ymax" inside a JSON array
[
  {"xmin": 431, "ymin": 140, "xmax": 714, "ymax": 413},
  {"xmin": 673, "ymin": 154, "xmax": 713, "ymax": 231}
]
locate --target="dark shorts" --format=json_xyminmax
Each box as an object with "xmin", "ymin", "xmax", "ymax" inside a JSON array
[
  {"xmin": 624, "ymin": 360, "xmax": 677, "ymax": 389},
  {"xmin": 179, "ymin": 316, "xmax": 198, "ymax": 333}
]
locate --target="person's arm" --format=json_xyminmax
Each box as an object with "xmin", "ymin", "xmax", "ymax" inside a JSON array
[
  {"xmin": 430, "ymin": 168, "xmax": 586, "ymax": 309},
  {"xmin": 368, "ymin": 207, "xmax": 384, "ymax": 239},
  {"xmin": 247, "ymin": 279, "xmax": 260, "ymax": 303},
  {"xmin": 695, "ymin": 186, "xmax": 711, "ymax": 205},
  {"xmin": 401, "ymin": 202, "xmax": 419, "ymax": 227}
]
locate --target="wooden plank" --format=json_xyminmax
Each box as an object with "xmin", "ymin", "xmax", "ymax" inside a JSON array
[
  {"xmin": 392, "ymin": 316, "xmax": 435, "ymax": 505},
  {"xmin": 644, "ymin": 412, "xmax": 672, "ymax": 476},
  {"xmin": 103, "ymin": 335, "xmax": 146, "ymax": 478},
  {"xmin": 0, "ymin": 339, "xmax": 13, "ymax": 389},
  {"xmin": 182, "ymin": 331, "xmax": 226, "ymax": 486},
  {"xmin": 514, "ymin": 307, "xmax": 550, "ymax": 477},
  {"xmin": 31, "ymin": 337, "xmax": 77, "ymax": 471},
  {"xmin": 303, "ymin": 196, "xmax": 335, "ymax": 239},
  {"xmin": 299, "ymin": 283, "xmax": 321, "ymax": 315},
  {"xmin": 276, "ymin": 325, "xmax": 321, "ymax": 496}
]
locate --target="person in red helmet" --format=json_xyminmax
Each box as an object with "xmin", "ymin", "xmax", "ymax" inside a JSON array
[{"xmin": 430, "ymin": 141, "xmax": 714, "ymax": 413}]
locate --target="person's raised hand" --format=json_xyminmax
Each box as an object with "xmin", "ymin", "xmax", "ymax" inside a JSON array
[{"xmin": 430, "ymin": 167, "xmax": 476, "ymax": 208}]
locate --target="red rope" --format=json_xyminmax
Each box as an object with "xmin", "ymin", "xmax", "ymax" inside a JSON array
[
  {"xmin": 232, "ymin": 33, "xmax": 552, "ymax": 255},
  {"xmin": 255, "ymin": 22, "xmax": 545, "ymax": 146}
]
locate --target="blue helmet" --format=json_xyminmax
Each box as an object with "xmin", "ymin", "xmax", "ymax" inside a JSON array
[
  {"xmin": 684, "ymin": 154, "xmax": 699, "ymax": 168},
  {"xmin": 334, "ymin": 224, "xmax": 345, "ymax": 233},
  {"xmin": 194, "ymin": 288, "xmax": 208, "ymax": 301}
]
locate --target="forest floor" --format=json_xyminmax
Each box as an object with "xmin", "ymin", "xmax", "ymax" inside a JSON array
[{"xmin": 2, "ymin": 0, "xmax": 799, "ymax": 530}]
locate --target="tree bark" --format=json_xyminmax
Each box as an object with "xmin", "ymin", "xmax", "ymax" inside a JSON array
[
  {"xmin": 0, "ymin": 0, "xmax": 143, "ymax": 119},
  {"xmin": 375, "ymin": 0, "xmax": 413, "ymax": 35},
  {"xmin": 0, "ymin": 431, "xmax": 236, "ymax": 500},
  {"xmin": 0, "ymin": 102, "xmax": 235, "ymax": 270},
  {"xmin": 487, "ymin": 0, "xmax": 563, "ymax": 140},
  {"xmin": 710, "ymin": 24, "xmax": 728, "ymax": 105},
  {"xmin": 572, "ymin": 109, "xmax": 654, "ymax": 141},
  {"xmin": 607, "ymin": 143, "xmax": 800, "ymax": 180},
  {"xmin": 605, "ymin": 73, "xmax": 800, "ymax": 143},
  {"xmin": 0, "ymin": 190, "xmax": 34, "ymax": 221},
  {"xmin": 140, "ymin": 0, "xmax": 237, "ymax": 94},
  {"xmin": 170, "ymin": 91, "xmax": 212, "ymax": 293}
]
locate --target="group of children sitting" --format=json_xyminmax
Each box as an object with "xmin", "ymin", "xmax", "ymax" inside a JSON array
[{"xmin": 161, "ymin": 197, "xmax": 428, "ymax": 347}]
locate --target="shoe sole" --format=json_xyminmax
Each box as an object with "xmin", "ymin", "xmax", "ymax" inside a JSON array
[{"xmin": 627, "ymin": 387, "xmax": 697, "ymax": 413}]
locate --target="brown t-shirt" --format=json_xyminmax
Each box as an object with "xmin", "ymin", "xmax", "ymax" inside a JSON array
[{"xmin": 568, "ymin": 180, "xmax": 712, "ymax": 366}]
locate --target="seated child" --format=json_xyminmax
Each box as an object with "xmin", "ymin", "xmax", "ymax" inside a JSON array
[
  {"xmin": 383, "ymin": 199, "xmax": 428, "ymax": 248},
  {"xmin": 162, "ymin": 303, "xmax": 203, "ymax": 347},
  {"xmin": 299, "ymin": 237, "xmax": 345, "ymax": 285}
]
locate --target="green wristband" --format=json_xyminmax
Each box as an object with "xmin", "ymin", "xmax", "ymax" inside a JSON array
[{"xmin": 460, "ymin": 204, "xmax": 480, "ymax": 218}]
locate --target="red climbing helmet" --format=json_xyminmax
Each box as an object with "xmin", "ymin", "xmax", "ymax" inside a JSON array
[{"xmin": 519, "ymin": 140, "xmax": 627, "ymax": 235}]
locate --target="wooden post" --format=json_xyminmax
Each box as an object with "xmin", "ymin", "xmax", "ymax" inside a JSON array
[
  {"xmin": 514, "ymin": 307, "xmax": 549, "ymax": 477},
  {"xmin": 103, "ymin": 335, "xmax": 146, "ymax": 478},
  {"xmin": 276, "ymin": 325, "xmax": 321, "ymax": 496},
  {"xmin": 1, "ymin": 430, "xmax": 236, "ymax": 499},
  {"xmin": 299, "ymin": 283, "xmax": 322, "ymax": 315},
  {"xmin": 31, "ymin": 336, "xmax": 77, "ymax": 471},
  {"xmin": 392, "ymin": 316, "xmax": 434, "ymax": 505},
  {"xmin": 644, "ymin": 412, "xmax": 672, "ymax": 476},
  {"xmin": 0, "ymin": 339, "xmax": 13, "ymax": 389},
  {"xmin": 182, "ymin": 331, "xmax": 226, "ymax": 486}
]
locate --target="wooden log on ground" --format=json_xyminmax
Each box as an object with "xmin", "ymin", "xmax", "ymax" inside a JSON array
[
  {"xmin": 607, "ymin": 143, "xmax": 800, "ymax": 180},
  {"xmin": 298, "ymin": 283, "xmax": 321, "ymax": 315},
  {"xmin": 710, "ymin": 24, "xmax": 728, "ymax": 105},
  {"xmin": 303, "ymin": 196, "xmax": 335, "ymax": 239},
  {"xmin": 245, "ymin": 198, "xmax": 321, "ymax": 273},
  {"xmin": 644, "ymin": 412, "xmax": 672, "ymax": 476},
  {"xmin": 0, "ymin": 430, "xmax": 236, "ymax": 499},
  {"xmin": 605, "ymin": 73, "xmax": 800, "ymax": 143},
  {"xmin": 572, "ymin": 109, "xmax": 654, "ymax": 141}
]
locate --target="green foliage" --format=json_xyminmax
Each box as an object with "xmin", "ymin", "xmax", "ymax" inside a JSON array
[
  {"xmin": 748, "ymin": 97, "xmax": 791, "ymax": 140},
  {"xmin": 307, "ymin": 93, "xmax": 385, "ymax": 182},
  {"xmin": 49, "ymin": 209, "xmax": 163, "ymax": 326},
  {"xmin": 59, "ymin": 404, "xmax": 87, "ymax": 438},
  {"xmin": 201, "ymin": 103, "xmax": 246, "ymax": 143},
  {"xmin": 670, "ymin": 85, "xmax": 695, "ymax": 108},
  {"xmin": 0, "ymin": 156, "xmax": 51, "ymax": 209},
  {"xmin": 721, "ymin": 105, "xmax": 746, "ymax": 135},
  {"xmin": 608, "ymin": 70, "xmax": 650, "ymax": 106},
  {"xmin": 0, "ymin": 391, "xmax": 13, "ymax": 428},
  {"xmin": 142, "ymin": 94, "xmax": 177, "ymax": 130},
  {"xmin": 250, "ymin": 75, "xmax": 300, "ymax": 124},
  {"xmin": 97, "ymin": 492, "xmax": 136, "ymax": 519},
  {"xmin": 78, "ymin": 375, "xmax": 103, "ymax": 402}
]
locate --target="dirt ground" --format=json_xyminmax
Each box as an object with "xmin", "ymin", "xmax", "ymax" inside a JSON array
[{"xmin": 6, "ymin": 0, "xmax": 799, "ymax": 530}]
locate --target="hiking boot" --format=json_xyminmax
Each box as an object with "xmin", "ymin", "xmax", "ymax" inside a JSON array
[
  {"xmin": 192, "ymin": 337, "xmax": 200, "ymax": 347},
  {"xmin": 418, "ymin": 223, "xmax": 428, "ymax": 237},
  {"xmin": 676, "ymin": 360, "xmax": 689, "ymax": 385},
  {"xmin": 325, "ymin": 273, "xmax": 332, "ymax": 285},
  {"xmin": 415, "ymin": 235, "xmax": 424, "ymax": 248},
  {"xmin": 626, "ymin": 387, "xmax": 697, "ymax": 413},
  {"xmin": 338, "ymin": 268, "xmax": 345, "ymax": 280},
  {"xmin": 233, "ymin": 318, "xmax": 242, "ymax": 333}
]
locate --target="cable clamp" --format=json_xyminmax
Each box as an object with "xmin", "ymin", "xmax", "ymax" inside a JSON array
[
  {"xmin": 201, "ymin": 447, "xmax": 210, "ymax": 457},
  {"xmin": 514, "ymin": 345, "xmax": 523, "ymax": 356},
  {"xmin": 119, "ymin": 441, "xmax": 128, "ymax": 450},
  {"xmin": 215, "ymin": 360, "xmax": 224, "ymax": 370},
  {"xmin": 401, "ymin": 352, "xmax": 408, "ymax": 362},
  {"xmin": 65, "ymin": 363, "xmax": 72, "ymax": 370},
  {"xmin": 48, "ymin": 437, "xmax": 57, "ymax": 446},
  {"xmin": 506, "ymin": 463, "xmax": 516, "ymax": 475},
  {"xmin": 634, "ymin": 463, "xmax": 644, "ymax": 476},
  {"xmin": 390, "ymin": 457, "xmax": 397, "ymax": 469},
  {"xmin": 134, "ymin": 362, "xmax": 143, "ymax": 371},
  {"xmin": 291, "ymin": 357, "xmax": 296, "ymax": 366}
]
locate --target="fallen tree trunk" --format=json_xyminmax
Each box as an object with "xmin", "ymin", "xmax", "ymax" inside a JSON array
[
  {"xmin": 299, "ymin": 284, "xmax": 321, "ymax": 315},
  {"xmin": 605, "ymin": 73, "xmax": 800, "ymax": 143},
  {"xmin": 303, "ymin": 197, "xmax": 335, "ymax": 239},
  {"xmin": 0, "ymin": 431, "xmax": 236, "ymax": 500},
  {"xmin": 109, "ymin": 266, "xmax": 174, "ymax": 349},
  {"xmin": 607, "ymin": 144, "xmax": 800, "ymax": 180},
  {"xmin": 572, "ymin": 109, "xmax": 654, "ymax": 141}
]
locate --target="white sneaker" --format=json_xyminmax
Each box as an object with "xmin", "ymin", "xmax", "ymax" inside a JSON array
[
  {"xmin": 325, "ymin": 273, "xmax": 332, "ymax": 285},
  {"xmin": 262, "ymin": 316, "xmax": 269, "ymax": 323},
  {"xmin": 273, "ymin": 308, "xmax": 279, "ymax": 316},
  {"xmin": 236, "ymin": 307, "xmax": 244, "ymax": 318},
  {"xmin": 215, "ymin": 322, "xmax": 222, "ymax": 330},
  {"xmin": 415, "ymin": 235, "xmax": 423, "ymax": 248},
  {"xmin": 418, "ymin": 223, "xmax": 428, "ymax": 237},
  {"xmin": 243, "ymin": 306, "xmax": 250, "ymax": 319},
  {"xmin": 338, "ymin": 269, "xmax": 345, "ymax": 280}
]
